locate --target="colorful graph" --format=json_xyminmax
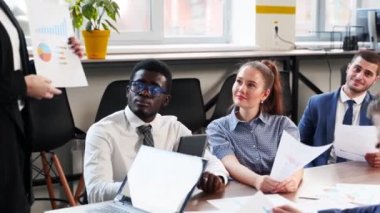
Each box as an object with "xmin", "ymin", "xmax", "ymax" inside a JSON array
[
  {"xmin": 37, "ymin": 43, "xmax": 52, "ymax": 62},
  {"xmin": 36, "ymin": 19, "xmax": 68, "ymax": 37}
]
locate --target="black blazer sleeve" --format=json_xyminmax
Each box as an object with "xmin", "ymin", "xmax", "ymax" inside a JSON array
[{"xmin": 0, "ymin": 19, "xmax": 27, "ymax": 105}]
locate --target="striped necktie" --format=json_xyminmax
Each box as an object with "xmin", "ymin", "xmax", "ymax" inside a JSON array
[{"xmin": 138, "ymin": 125, "xmax": 154, "ymax": 147}]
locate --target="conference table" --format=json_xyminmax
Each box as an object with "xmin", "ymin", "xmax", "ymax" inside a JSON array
[{"xmin": 185, "ymin": 161, "xmax": 380, "ymax": 211}]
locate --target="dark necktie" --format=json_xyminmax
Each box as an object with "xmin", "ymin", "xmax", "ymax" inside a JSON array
[
  {"xmin": 342, "ymin": 100, "xmax": 355, "ymax": 125},
  {"xmin": 138, "ymin": 125, "xmax": 154, "ymax": 147}
]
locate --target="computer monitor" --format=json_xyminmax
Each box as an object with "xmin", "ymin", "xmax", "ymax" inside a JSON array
[{"xmin": 356, "ymin": 8, "xmax": 380, "ymax": 49}]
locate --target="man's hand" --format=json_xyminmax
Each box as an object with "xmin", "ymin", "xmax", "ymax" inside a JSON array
[
  {"xmin": 365, "ymin": 151, "xmax": 380, "ymax": 168},
  {"xmin": 197, "ymin": 172, "xmax": 225, "ymax": 193},
  {"xmin": 68, "ymin": 37, "xmax": 83, "ymax": 58},
  {"xmin": 25, "ymin": 75, "xmax": 61, "ymax": 99}
]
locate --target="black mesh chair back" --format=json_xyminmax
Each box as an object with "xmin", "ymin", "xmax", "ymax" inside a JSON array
[
  {"xmin": 209, "ymin": 74, "xmax": 236, "ymax": 121},
  {"xmin": 280, "ymin": 71, "xmax": 292, "ymax": 117},
  {"xmin": 27, "ymin": 89, "xmax": 78, "ymax": 208},
  {"xmin": 159, "ymin": 78, "xmax": 206, "ymax": 133},
  {"xmin": 95, "ymin": 80, "xmax": 129, "ymax": 122},
  {"xmin": 27, "ymin": 89, "xmax": 75, "ymax": 152}
]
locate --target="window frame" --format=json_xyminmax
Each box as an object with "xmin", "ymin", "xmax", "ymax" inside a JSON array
[
  {"xmin": 296, "ymin": 0, "xmax": 362, "ymax": 42},
  {"xmin": 107, "ymin": 0, "xmax": 231, "ymax": 45}
]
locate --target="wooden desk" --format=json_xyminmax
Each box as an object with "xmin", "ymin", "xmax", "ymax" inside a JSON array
[{"xmin": 185, "ymin": 161, "xmax": 380, "ymax": 211}]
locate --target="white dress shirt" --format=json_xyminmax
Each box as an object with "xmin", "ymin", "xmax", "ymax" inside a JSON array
[{"xmin": 84, "ymin": 106, "xmax": 229, "ymax": 203}]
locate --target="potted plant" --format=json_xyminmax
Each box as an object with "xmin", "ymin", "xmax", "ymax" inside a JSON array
[{"xmin": 67, "ymin": 0, "xmax": 120, "ymax": 59}]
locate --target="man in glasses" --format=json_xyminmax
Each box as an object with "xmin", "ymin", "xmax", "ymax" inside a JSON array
[{"xmin": 84, "ymin": 59, "xmax": 228, "ymax": 203}]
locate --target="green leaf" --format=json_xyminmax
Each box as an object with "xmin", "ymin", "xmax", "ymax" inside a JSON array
[
  {"xmin": 85, "ymin": 21, "xmax": 93, "ymax": 31},
  {"xmin": 68, "ymin": 0, "xmax": 119, "ymax": 32},
  {"xmin": 82, "ymin": 4, "xmax": 97, "ymax": 21},
  {"xmin": 105, "ymin": 19, "xmax": 119, "ymax": 33},
  {"xmin": 101, "ymin": 23, "xmax": 109, "ymax": 30}
]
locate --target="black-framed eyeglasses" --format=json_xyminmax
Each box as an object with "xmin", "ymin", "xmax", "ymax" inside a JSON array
[{"xmin": 129, "ymin": 81, "xmax": 166, "ymax": 97}]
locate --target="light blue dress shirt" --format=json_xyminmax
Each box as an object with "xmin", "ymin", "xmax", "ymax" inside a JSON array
[{"xmin": 206, "ymin": 108, "xmax": 299, "ymax": 175}]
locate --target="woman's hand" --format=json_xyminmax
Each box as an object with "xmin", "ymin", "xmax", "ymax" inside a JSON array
[
  {"xmin": 25, "ymin": 75, "xmax": 61, "ymax": 99},
  {"xmin": 68, "ymin": 37, "xmax": 83, "ymax": 58}
]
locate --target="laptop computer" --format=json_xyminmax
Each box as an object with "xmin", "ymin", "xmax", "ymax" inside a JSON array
[
  {"xmin": 46, "ymin": 147, "xmax": 206, "ymax": 213},
  {"xmin": 177, "ymin": 134, "xmax": 208, "ymax": 157},
  {"xmin": 45, "ymin": 176, "xmax": 147, "ymax": 213}
]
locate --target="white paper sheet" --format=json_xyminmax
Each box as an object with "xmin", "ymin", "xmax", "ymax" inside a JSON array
[
  {"xmin": 237, "ymin": 192, "xmax": 295, "ymax": 213},
  {"xmin": 25, "ymin": 0, "xmax": 87, "ymax": 87},
  {"xmin": 270, "ymin": 131, "xmax": 332, "ymax": 181},
  {"xmin": 128, "ymin": 146, "xmax": 204, "ymax": 213},
  {"xmin": 207, "ymin": 196, "xmax": 252, "ymax": 212},
  {"xmin": 207, "ymin": 192, "xmax": 295, "ymax": 213},
  {"xmin": 307, "ymin": 184, "xmax": 380, "ymax": 206},
  {"xmin": 334, "ymin": 125, "xmax": 378, "ymax": 161}
]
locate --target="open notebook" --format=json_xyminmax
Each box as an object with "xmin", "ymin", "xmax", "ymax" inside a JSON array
[{"xmin": 46, "ymin": 146, "xmax": 206, "ymax": 213}]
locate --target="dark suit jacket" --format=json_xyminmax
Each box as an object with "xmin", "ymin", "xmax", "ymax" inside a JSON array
[
  {"xmin": 319, "ymin": 204, "xmax": 380, "ymax": 213},
  {"xmin": 0, "ymin": 1, "xmax": 33, "ymax": 212},
  {"xmin": 298, "ymin": 88, "xmax": 374, "ymax": 167}
]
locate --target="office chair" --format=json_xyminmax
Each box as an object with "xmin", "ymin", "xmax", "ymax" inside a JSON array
[
  {"xmin": 94, "ymin": 80, "xmax": 130, "ymax": 122},
  {"xmin": 159, "ymin": 78, "xmax": 207, "ymax": 133},
  {"xmin": 207, "ymin": 73, "xmax": 236, "ymax": 123},
  {"xmin": 27, "ymin": 88, "xmax": 84, "ymax": 209},
  {"xmin": 280, "ymin": 71, "xmax": 293, "ymax": 117}
]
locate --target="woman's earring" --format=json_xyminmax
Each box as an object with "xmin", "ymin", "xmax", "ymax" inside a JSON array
[{"xmin": 260, "ymin": 100, "xmax": 264, "ymax": 104}]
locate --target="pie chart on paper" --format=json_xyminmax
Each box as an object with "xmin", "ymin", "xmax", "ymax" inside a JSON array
[{"xmin": 37, "ymin": 43, "xmax": 52, "ymax": 62}]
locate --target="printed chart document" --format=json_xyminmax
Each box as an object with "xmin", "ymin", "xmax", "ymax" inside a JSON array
[
  {"xmin": 270, "ymin": 131, "xmax": 332, "ymax": 181},
  {"xmin": 334, "ymin": 125, "xmax": 378, "ymax": 161},
  {"xmin": 25, "ymin": 0, "xmax": 87, "ymax": 87},
  {"xmin": 305, "ymin": 183, "xmax": 380, "ymax": 206},
  {"xmin": 128, "ymin": 146, "xmax": 204, "ymax": 213}
]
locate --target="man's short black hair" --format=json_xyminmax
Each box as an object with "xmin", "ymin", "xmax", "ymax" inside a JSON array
[
  {"xmin": 352, "ymin": 50, "xmax": 380, "ymax": 75},
  {"xmin": 130, "ymin": 59, "xmax": 172, "ymax": 93}
]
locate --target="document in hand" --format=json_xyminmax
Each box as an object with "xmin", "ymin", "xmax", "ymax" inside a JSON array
[
  {"xmin": 334, "ymin": 125, "xmax": 378, "ymax": 161},
  {"xmin": 128, "ymin": 146, "xmax": 206, "ymax": 213},
  {"xmin": 270, "ymin": 131, "xmax": 332, "ymax": 181},
  {"xmin": 25, "ymin": 0, "xmax": 87, "ymax": 87}
]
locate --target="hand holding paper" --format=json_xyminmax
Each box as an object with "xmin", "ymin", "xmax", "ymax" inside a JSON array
[
  {"xmin": 25, "ymin": 0, "xmax": 87, "ymax": 87},
  {"xmin": 270, "ymin": 131, "xmax": 332, "ymax": 182},
  {"xmin": 334, "ymin": 125, "xmax": 378, "ymax": 162}
]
